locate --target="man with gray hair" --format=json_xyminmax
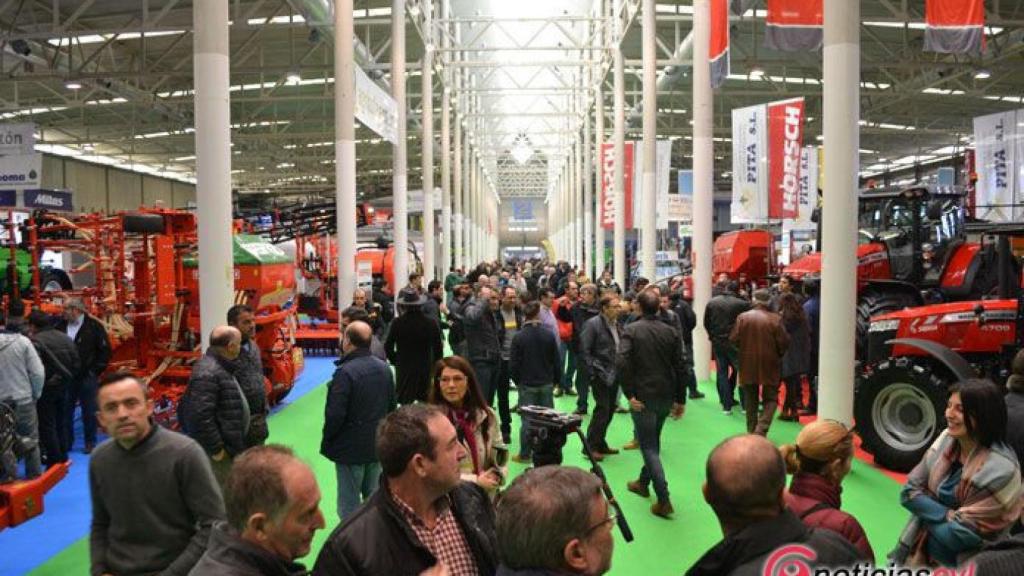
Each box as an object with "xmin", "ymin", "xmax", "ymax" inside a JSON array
[
  {"xmin": 729, "ymin": 289, "xmax": 789, "ymax": 436},
  {"xmin": 183, "ymin": 326, "xmax": 249, "ymax": 486},
  {"xmin": 496, "ymin": 466, "xmax": 614, "ymax": 575},
  {"xmin": 57, "ymin": 296, "xmax": 111, "ymax": 454},
  {"xmin": 190, "ymin": 444, "xmax": 326, "ymax": 575}
]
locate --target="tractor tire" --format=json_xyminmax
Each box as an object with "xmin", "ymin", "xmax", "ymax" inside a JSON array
[
  {"xmin": 123, "ymin": 213, "xmax": 165, "ymax": 234},
  {"xmin": 855, "ymin": 288, "xmax": 920, "ymax": 356},
  {"xmin": 855, "ymin": 358, "xmax": 948, "ymax": 473},
  {"xmin": 40, "ymin": 268, "xmax": 73, "ymax": 292}
]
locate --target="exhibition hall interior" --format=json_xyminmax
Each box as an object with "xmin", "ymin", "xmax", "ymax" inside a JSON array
[{"xmin": 1, "ymin": 1, "xmax": 1024, "ymax": 575}]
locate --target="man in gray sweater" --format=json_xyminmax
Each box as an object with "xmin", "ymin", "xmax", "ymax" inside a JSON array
[{"xmin": 90, "ymin": 371, "xmax": 225, "ymax": 576}]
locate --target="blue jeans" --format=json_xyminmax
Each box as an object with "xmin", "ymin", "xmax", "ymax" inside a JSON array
[
  {"xmin": 473, "ymin": 360, "xmax": 500, "ymax": 405},
  {"xmin": 64, "ymin": 371, "xmax": 98, "ymax": 450},
  {"xmin": 713, "ymin": 342, "xmax": 739, "ymax": 411},
  {"xmin": 561, "ymin": 345, "xmax": 577, "ymax": 394},
  {"xmin": 336, "ymin": 462, "xmax": 380, "ymax": 520},
  {"xmin": 631, "ymin": 404, "xmax": 671, "ymax": 503},
  {"xmin": 517, "ymin": 385, "xmax": 554, "ymax": 458}
]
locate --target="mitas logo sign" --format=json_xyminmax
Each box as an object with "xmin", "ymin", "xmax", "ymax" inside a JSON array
[{"xmin": 24, "ymin": 189, "xmax": 72, "ymax": 211}]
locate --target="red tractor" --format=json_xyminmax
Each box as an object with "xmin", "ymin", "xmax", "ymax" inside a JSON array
[
  {"xmin": 677, "ymin": 229, "xmax": 778, "ymax": 300},
  {"xmin": 785, "ymin": 186, "xmax": 1009, "ymax": 353},
  {"xmin": 855, "ymin": 228, "xmax": 1024, "ymax": 472}
]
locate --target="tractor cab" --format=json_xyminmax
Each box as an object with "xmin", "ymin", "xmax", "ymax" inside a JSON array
[{"xmin": 857, "ymin": 186, "xmax": 966, "ymax": 286}]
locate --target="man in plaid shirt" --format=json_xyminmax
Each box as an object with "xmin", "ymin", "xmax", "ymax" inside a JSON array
[{"xmin": 313, "ymin": 405, "xmax": 497, "ymax": 576}]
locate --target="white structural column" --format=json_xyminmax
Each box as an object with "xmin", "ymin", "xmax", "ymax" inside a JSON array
[
  {"xmin": 640, "ymin": 0, "xmax": 657, "ymax": 280},
  {"xmin": 691, "ymin": 0, "xmax": 714, "ymax": 381},
  {"xmin": 440, "ymin": 26, "xmax": 451, "ymax": 276},
  {"xmin": 193, "ymin": 0, "xmax": 234, "ymax": 348},
  {"xmin": 583, "ymin": 90, "xmax": 594, "ymax": 278},
  {"xmin": 819, "ymin": 0, "xmax": 860, "ymax": 425},
  {"xmin": 421, "ymin": 0, "xmax": 435, "ymax": 282},
  {"xmin": 575, "ymin": 135, "xmax": 584, "ymax": 269},
  {"xmin": 612, "ymin": 44, "xmax": 626, "ymax": 288},
  {"xmin": 594, "ymin": 86, "xmax": 605, "ymax": 276},
  {"xmin": 463, "ymin": 114, "xmax": 472, "ymax": 267},
  {"xmin": 334, "ymin": 0, "xmax": 357, "ymax": 311},
  {"xmin": 453, "ymin": 26, "xmax": 464, "ymax": 271},
  {"xmin": 392, "ymin": 0, "xmax": 409, "ymax": 296}
]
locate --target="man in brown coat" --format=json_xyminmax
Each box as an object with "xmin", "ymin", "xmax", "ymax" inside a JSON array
[{"xmin": 730, "ymin": 289, "xmax": 790, "ymax": 436}]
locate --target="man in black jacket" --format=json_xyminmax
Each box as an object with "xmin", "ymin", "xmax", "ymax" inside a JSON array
[
  {"xmin": 313, "ymin": 404, "xmax": 498, "ymax": 576},
  {"xmin": 509, "ymin": 301, "xmax": 560, "ymax": 463},
  {"xmin": 580, "ymin": 293, "xmax": 623, "ymax": 458},
  {"xmin": 386, "ymin": 289, "xmax": 444, "ymax": 405},
  {"xmin": 184, "ymin": 325, "xmax": 248, "ymax": 487},
  {"xmin": 322, "ymin": 321, "xmax": 396, "ymax": 520},
  {"xmin": 28, "ymin": 310, "xmax": 80, "ymax": 467},
  {"xmin": 669, "ymin": 291, "xmax": 704, "ymax": 400},
  {"xmin": 191, "ymin": 444, "xmax": 326, "ymax": 576},
  {"xmin": 703, "ymin": 281, "xmax": 751, "ymax": 414},
  {"xmin": 557, "ymin": 284, "xmax": 600, "ymax": 415},
  {"xmin": 463, "ymin": 286, "xmax": 502, "ymax": 409},
  {"xmin": 687, "ymin": 435, "xmax": 861, "ymax": 576},
  {"xmin": 227, "ymin": 305, "xmax": 269, "ymax": 448},
  {"xmin": 618, "ymin": 290, "xmax": 686, "ymax": 519},
  {"xmin": 58, "ymin": 297, "xmax": 111, "ymax": 454}
]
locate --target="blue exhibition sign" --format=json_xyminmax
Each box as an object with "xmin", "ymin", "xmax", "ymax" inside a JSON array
[
  {"xmin": 0, "ymin": 189, "xmax": 15, "ymax": 207},
  {"xmin": 512, "ymin": 199, "xmax": 533, "ymax": 221},
  {"xmin": 24, "ymin": 189, "xmax": 73, "ymax": 211}
]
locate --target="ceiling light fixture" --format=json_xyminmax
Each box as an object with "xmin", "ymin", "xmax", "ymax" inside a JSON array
[
  {"xmin": 974, "ymin": 69, "xmax": 991, "ymax": 80},
  {"xmin": 748, "ymin": 65, "xmax": 765, "ymax": 79},
  {"xmin": 64, "ymin": 80, "xmax": 83, "ymax": 90},
  {"xmin": 286, "ymin": 69, "xmax": 302, "ymax": 84}
]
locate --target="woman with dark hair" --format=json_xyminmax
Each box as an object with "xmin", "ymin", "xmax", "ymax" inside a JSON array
[
  {"xmin": 428, "ymin": 355, "xmax": 507, "ymax": 494},
  {"xmin": 777, "ymin": 292, "xmax": 810, "ymax": 421},
  {"xmin": 780, "ymin": 420, "xmax": 874, "ymax": 560},
  {"xmin": 893, "ymin": 379, "xmax": 1023, "ymax": 567}
]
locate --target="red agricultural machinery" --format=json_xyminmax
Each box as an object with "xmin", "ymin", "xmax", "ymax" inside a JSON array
[
  {"xmin": 855, "ymin": 225, "xmax": 1024, "ymax": 472},
  {"xmin": 4, "ymin": 208, "xmax": 304, "ymax": 427},
  {"xmin": 238, "ymin": 201, "xmax": 420, "ymax": 353},
  {"xmin": 676, "ymin": 228, "xmax": 778, "ymax": 300},
  {"xmin": 785, "ymin": 186, "xmax": 1014, "ymax": 353}
]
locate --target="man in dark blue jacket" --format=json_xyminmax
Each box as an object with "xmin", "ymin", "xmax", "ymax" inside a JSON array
[
  {"xmin": 509, "ymin": 301, "xmax": 560, "ymax": 463},
  {"xmin": 321, "ymin": 321, "xmax": 396, "ymax": 520}
]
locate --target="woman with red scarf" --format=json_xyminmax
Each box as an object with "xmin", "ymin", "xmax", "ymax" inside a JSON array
[{"xmin": 428, "ymin": 355, "xmax": 507, "ymax": 494}]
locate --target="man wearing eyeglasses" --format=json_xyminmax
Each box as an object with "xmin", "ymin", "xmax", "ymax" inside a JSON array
[{"xmin": 495, "ymin": 466, "xmax": 614, "ymax": 576}]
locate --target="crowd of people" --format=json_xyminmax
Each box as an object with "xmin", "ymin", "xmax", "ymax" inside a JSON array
[{"xmin": 3, "ymin": 257, "xmax": 1024, "ymax": 576}]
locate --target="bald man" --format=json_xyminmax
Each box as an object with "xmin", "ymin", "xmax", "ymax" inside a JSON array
[
  {"xmin": 687, "ymin": 435, "xmax": 861, "ymax": 576},
  {"xmin": 322, "ymin": 320, "xmax": 396, "ymax": 519},
  {"xmin": 183, "ymin": 325, "xmax": 249, "ymax": 487}
]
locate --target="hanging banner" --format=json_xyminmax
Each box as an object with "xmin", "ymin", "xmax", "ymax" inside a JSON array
[
  {"xmin": 0, "ymin": 153, "xmax": 41, "ymax": 188},
  {"xmin": 354, "ymin": 65, "xmax": 399, "ymax": 145},
  {"xmin": 710, "ymin": 0, "xmax": 730, "ymax": 89},
  {"xmin": 925, "ymin": 0, "xmax": 985, "ymax": 55},
  {"xmin": 0, "ymin": 123, "xmax": 36, "ymax": 156},
  {"xmin": 764, "ymin": 0, "xmax": 823, "ymax": 52},
  {"xmin": 634, "ymin": 140, "xmax": 673, "ymax": 229},
  {"xmin": 667, "ymin": 169, "xmax": 694, "ymax": 232},
  {"xmin": 766, "ymin": 97, "xmax": 805, "ymax": 219},
  {"xmin": 797, "ymin": 146, "xmax": 819, "ymax": 226},
  {"xmin": 600, "ymin": 141, "xmax": 634, "ymax": 230},
  {"xmin": 973, "ymin": 110, "xmax": 1021, "ymax": 223},
  {"xmin": 731, "ymin": 103, "xmax": 768, "ymax": 223},
  {"xmin": 0, "ymin": 189, "xmax": 16, "ymax": 207}
]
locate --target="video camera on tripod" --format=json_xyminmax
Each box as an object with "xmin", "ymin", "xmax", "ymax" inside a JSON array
[{"xmin": 518, "ymin": 405, "xmax": 634, "ymax": 543}]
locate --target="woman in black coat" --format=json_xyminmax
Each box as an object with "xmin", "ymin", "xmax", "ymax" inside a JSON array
[
  {"xmin": 385, "ymin": 289, "xmax": 444, "ymax": 404},
  {"xmin": 778, "ymin": 292, "xmax": 810, "ymax": 421}
]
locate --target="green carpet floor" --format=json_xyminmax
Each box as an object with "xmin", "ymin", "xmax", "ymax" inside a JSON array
[{"xmin": 29, "ymin": 378, "xmax": 908, "ymax": 575}]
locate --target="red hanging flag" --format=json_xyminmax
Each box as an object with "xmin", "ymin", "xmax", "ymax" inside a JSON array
[
  {"xmin": 764, "ymin": 0, "xmax": 823, "ymax": 52},
  {"xmin": 710, "ymin": 0, "xmax": 730, "ymax": 89},
  {"xmin": 925, "ymin": 0, "xmax": 985, "ymax": 54}
]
